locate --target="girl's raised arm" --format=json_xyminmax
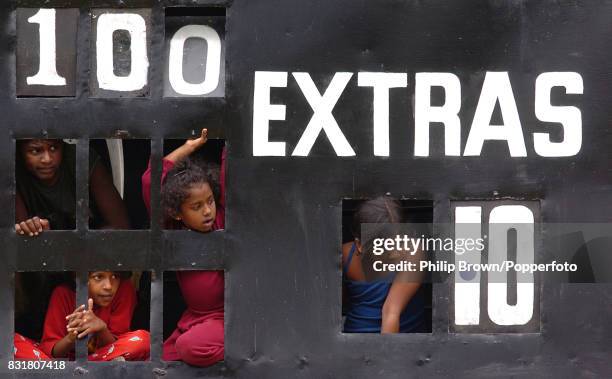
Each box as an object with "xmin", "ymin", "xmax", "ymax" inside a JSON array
[
  {"xmin": 165, "ymin": 129, "xmax": 209, "ymax": 163},
  {"xmin": 141, "ymin": 128, "xmax": 210, "ymax": 215}
]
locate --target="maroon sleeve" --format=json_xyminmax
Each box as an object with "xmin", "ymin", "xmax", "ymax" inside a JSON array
[
  {"xmin": 108, "ymin": 279, "xmax": 137, "ymax": 336},
  {"xmin": 215, "ymin": 145, "xmax": 226, "ymax": 229},
  {"xmin": 39, "ymin": 285, "xmax": 76, "ymax": 357},
  {"xmin": 142, "ymin": 158, "xmax": 176, "ymax": 216},
  {"xmin": 220, "ymin": 145, "xmax": 226, "ymax": 209}
]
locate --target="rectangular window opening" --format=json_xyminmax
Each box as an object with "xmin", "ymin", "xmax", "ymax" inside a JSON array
[
  {"xmin": 163, "ymin": 270, "xmax": 225, "ymax": 365},
  {"xmin": 14, "ymin": 271, "xmax": 76, "ymax": 360},
  {"xmin": 86, "ymin": 270, "xmax": 151, "ymax": 362},
  {"xmin": 341, "ymin": 198, "xmax": 433, "ymax": 334},
  {"xmin": 15, "ymin": 139, "xmax": 77, "ymax": 232},
  {"xmin": 13, "ymin": 271, "xmax": 151, "ymax": 362},
  {"xmin": 161, "ymin": 137, "xmax": 226, "ymax": 233},
  {"xmin": 89, "ymin": 139, "xmax": 151, "ymax": 230}
]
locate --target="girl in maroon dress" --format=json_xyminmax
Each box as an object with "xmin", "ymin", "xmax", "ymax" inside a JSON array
[{"xmin": 141, "ymin": 129, "xmax": 225, "ymax": 367}]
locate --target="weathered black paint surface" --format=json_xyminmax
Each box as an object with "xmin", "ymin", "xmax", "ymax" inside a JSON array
[{"xmin": 1, "ymin": 0, "xmax": 612, "ymax": 378}]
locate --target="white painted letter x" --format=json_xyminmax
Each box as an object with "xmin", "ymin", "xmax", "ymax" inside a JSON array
[{"xmin": 291, "ymin": 72, "xmax": 356, "ymax": 156}]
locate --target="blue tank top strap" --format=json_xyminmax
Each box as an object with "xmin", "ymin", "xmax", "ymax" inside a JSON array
[{"xmin": 342, "ymin": 243, "xmax": 356, "ymax": 276}]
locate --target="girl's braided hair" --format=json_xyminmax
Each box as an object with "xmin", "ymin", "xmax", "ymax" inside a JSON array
[{"xmin": 161, "ymin": 157, "xmax": 220, "ymax": 220}]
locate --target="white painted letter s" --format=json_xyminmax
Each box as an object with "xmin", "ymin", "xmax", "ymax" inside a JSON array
[{"xmin": 534, "ymin": 72, "xmax": 583, "ymax": 157}]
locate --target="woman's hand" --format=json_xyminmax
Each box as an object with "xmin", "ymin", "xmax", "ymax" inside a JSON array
[{"xmin": 15, "ymin": 216, "xmax": 50, "ymax": 236}]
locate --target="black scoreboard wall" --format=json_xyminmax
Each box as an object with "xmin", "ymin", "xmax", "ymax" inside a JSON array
[{"xmin": 1, "ymin": 0, "xmax": 611, "ymax": 378}]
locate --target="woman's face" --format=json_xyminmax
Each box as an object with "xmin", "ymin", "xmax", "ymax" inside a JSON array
[
  {"xmin": 20, "ymin": 139, "xmax": 63, "ymax": 185},
  {"xmin": 176, "ymin": 182, "xmax": 217, "ymax": 233}
]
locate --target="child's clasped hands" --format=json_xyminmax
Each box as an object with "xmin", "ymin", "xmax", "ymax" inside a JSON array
[{"xmin": 65, "ymin": 299, "xmax": 107, "ymax": 340}]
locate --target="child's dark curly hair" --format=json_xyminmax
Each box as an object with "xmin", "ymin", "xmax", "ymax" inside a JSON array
[{"xmin": 161, "ymin": 158, "xmax": 221, "ymax": 220}]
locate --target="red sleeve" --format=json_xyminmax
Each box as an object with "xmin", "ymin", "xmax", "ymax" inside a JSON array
[
  {"xmin": 108, "ymin": 279, "xmax": 137, "ymax": 335},
  {"xmin": 220, "ymin": 145, "xmax": 226, "ymax": 209},
  {"xmin": 39, "ymin": 285, "xmax": 76, "ymax": 357},
  {"xmin": 142, "ymin": 158, "xmax": 175, "ymax": 216},
  {"xmin": 215, "ymin": 145, "xmax": 226, "ymax": 229}
]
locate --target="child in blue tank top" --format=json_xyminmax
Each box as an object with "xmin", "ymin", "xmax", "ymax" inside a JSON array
[{"xmin": 342, "ymin": 196, "xmax": 425, "ymax": 333}]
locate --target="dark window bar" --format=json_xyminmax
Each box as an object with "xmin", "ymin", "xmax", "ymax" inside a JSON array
[
  {"xmin": 432, "ymin": 198, "xmax": 450, "ymax": 334},
  {"xmin": 4, "ymin": 0, "xmax": 232, "ymax": 376},
  {"xmin": 8, "ymin": 137, "xmax": 227, "ymax": 375}
]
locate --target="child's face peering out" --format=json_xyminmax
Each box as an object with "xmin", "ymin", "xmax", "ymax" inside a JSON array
[
  {"xmin": 88, "ymin": 271, "xmax": 120, "ymax": 307},
  {"xmin": 20, "ymin": 139, "xmax": 63, "ymax": 185},
  {"xmin": 175, "ymin": 182, "xmax": 216, "ymax": 233}
]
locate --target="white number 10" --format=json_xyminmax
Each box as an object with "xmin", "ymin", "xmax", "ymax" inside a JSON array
[{"xmin": 454, "ymin": 205, "xmax": 535, "ymax": 327}]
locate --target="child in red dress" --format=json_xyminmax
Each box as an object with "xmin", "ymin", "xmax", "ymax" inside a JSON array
[
  {"xmin": 15, "ymin": 272, "xmax": 149, "ymax": 361},
  {"xmin": 141, "ymin": 129, "xmax": 225, "ymax": 367}
]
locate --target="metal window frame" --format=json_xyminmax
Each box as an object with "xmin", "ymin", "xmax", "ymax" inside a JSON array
[{"xmin": 3, "ymin": 1, "xmax": 231, "ymax": 376}]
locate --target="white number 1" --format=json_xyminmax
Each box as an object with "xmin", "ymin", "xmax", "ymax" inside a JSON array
[{"xmin": 26, "ymin": 9, "xmax": 67, "ymax": 86}]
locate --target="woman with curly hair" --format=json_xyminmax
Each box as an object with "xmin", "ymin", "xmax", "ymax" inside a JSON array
[{"xmin": 141, "ymin": 129, "xmax": 225, "ymax": 367}]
